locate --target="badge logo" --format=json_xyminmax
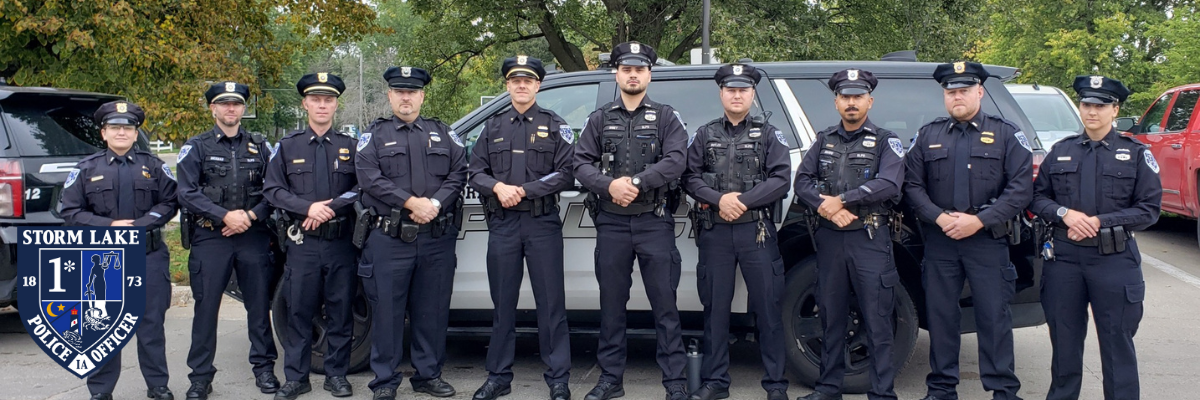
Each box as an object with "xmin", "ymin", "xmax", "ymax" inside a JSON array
[
  {"xmin": 733, "ymin": 65, "xmax": 743, "ymax": 75},
  {"xmin": 863, "ymin": 139, "xmax": 877, "ymax": 148},
  {"xmin": 449, "ymin": 130, "xmax": 464, "ymax": 147},
  {"xmin": 1145, "ymin": 149, "xmax": 1159, "ymax": 173},
  {"xmin": 1091, "ymin": 76, "xmax": 1104, "ymax": 89},
  {"xmin": 888, "ymin": 137, "xmax": 905, "ymax": 157},
  {"xmin": 1015, "ymin": 131, "xmax": 1032, "ymax": 152},
  {"xmin": 847, "ymin": 70, "xmax": 859, "ymax": 81},
  {"xmin": 401, "ymin": 67, "xmax": 412, "ymax": 77},
  {"xmin": 537, "ymin": 130, "xmax": 548, "ymax": 138},
  {"xmin": 630, "ymin": 43, "xmax": 641, "ymax": 54},
  {"xmin": 774, "ymin": 130, "xmax": 788, "ymax": 146},
  {"xmin": 357, "ymin": 132, "xmax": 372, "ymax": 151},
  {"xmin": 177, "ymin": 145, "xmax": 192, "ymax": 162},
  {"xmin": 247, "ymin": 143, "xmax": 259, "ymax": 154},
  {"xmin": 142, "ymin": 170, "xmax": 152, "ymax": 179},
  {"xmin": 225, "ymin": 82, "xmax": 236, "ymax": 92},
  {"xmin": 953, "ymin": 62, "xmax": 965, "ymax": 74},
  {"xmin": 981, "ymin": 137, "xmax": 995, "ymax": 144},
  {"xmin": 64, "ymin": 169, "xmax": 80, "ymax": 189},
  {"xmin": 517, "ymin": 55, "xmax": 528, "ymax": 65},
  {"xmin": 645, "ymin": 112, "xmax": 656, "ymax": 122},
  {"xmin": 318, "ymin": 73, "xmax": 328, "ymax": 83},
  {"xmin": 429, "ymin": 131, "xmax": 441, "ymax": 142},
  {"xmin": 115, "ymin": 103, "xmax": 127, "ymax": 113},
  {"xmin": 161, "ymin": 165, "xmax": 175, "ymax": 181},
  {"xmin": 16, "ymin": 227, "xmax": 147, "ymax": 378},
  {"xmin": 1116, "ymin": 153, "xmax": 1131, "ymax": 161},
  {"xmin": 749, "ymin": 128, "xmax": 761, "ymax": 138},
  {"xmin": 560, "ymin": 125, "xmax": 574, "ymax": 144}
]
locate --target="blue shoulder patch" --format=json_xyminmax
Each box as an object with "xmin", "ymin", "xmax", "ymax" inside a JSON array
[
  {"xmin": 1144, "ymin": 149, "xmax": 1159, "ymax": 173},
  {"xmin": 177, "ymin": 144, "xmax": 192, "ymax": 162},
  {"xmin": 888, "ymin": 137, "xmax": 905, "ymax": 157},
  {"xmin": 559, "ymin": 125, "xmax": 574, "ymax": 144},
  {"xmin": 357, "ymin": 132, "xmax": 372, "ymax": 151},
  {"xmin": 161, "ymin": 165, "xmax": 175, "ymax": 181},
  {"xmin": 64, "ymin": 169, "xmax": 80, "ymax": 189},
  {"xmin": 1015, "ymin": 131, "xmax": 1032, "ymax": 152}
]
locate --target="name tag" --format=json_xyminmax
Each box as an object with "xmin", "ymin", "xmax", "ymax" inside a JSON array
[
  {"xmin": 929, "ymin": 144, "xmax": 942, "ymax": 149},
  {"xmin": 292, "ymin": 159, "xmax": 305, "ymax": 164},
  {"xmin": 1057, "ymin": 156, "xmax": 1071, "ymax": 161}
]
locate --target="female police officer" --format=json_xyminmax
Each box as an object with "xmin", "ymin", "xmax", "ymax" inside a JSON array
[{"xmin": 1030, "ymin": 75, "xmax": 1161, "ymax": 400}]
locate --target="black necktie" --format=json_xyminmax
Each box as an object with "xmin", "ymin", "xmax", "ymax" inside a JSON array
[
  {"xmin": 116, "ymin": 157, "xmax": 136, "ymax": 219},
  {"xmin": 952, "ymin": 123, "xmax": 971, "ymax": 212},
  {"xmin": 1079, "ymin": 141, "xmax": 1099, "ymax": 215},
  {"xmin": 511, "ymin": 114, "xmax": 529, "ymax": 184},
  {"xmin": 313, "ymin": 138, "xmax": 331, "ymax": 200},
  {"xmin": 407, "ymin": 126, "xmax": 427, "ymax": 197}
]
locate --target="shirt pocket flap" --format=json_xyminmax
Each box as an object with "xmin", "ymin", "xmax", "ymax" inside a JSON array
[
  {"xmin": 85, "ymin": 178, "xmax": 114, "ymax": 193},
  {"xmin": 971, "ymin": 146, "xmax": 1002, "ymax": 159},
  {"xmin": 927, "ymin": 147, "xmax": 949, "ymax": 161},
  {"xmin": 1048, "ymin": 162, "xmax": 1079, "ymax": 175},
  {"xmin": 286, "ymin": 162, "xmax": 313, "ymax": 175},
  {"xmin": 379, "ymin": 145, "xmax": 408, "ymax": 158},
  {"xmin": 489, "ymin": 141, "xmax": 512, "ymax": 154},
  {"xmin": 427, "ymin": 146, "xmax": 450, "ymax": 157},
  {"xmin": 1102, "ymin": 165, "xmax": 1137, "ymax": 179}
]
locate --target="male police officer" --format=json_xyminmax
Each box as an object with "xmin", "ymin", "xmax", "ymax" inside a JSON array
[
  {"xmin": 178, "ymin": 82, "xmax": 277, "ymax": 400},
  {"xmin": 903, "ymin": 62, "xmax": 1032, "ymax": 400},
  {"xmin": 574, "ymin": 41, "xmax": 690, "ymax": 400},
  {"xmin": 263, "ymin": 72, "xmax": 359, "ymax": 399},
  {"xmin": 356, "ymin": 66, "xmax": 467, "ymax": 400},
  {"xmin": 468, "ymin": 56, "xmax": 573, "ymax": 400},
  {"xmin": 682, "ymin": 63, "xmax": 791, "ymax": 400},
  {"xmin": 794, "ymin": 69, "xmax": 904, "ymax": 400},
  {"xmin": 61, "ymin": 101, "xmax": 178, "ymax": 400},
  {"xmin": 1031, "ymin": 76, "xmax": 1160, "ymax": 400}
]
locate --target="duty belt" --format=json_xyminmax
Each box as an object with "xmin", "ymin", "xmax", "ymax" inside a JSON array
[
  {"xmin": 599, "ymin": 200, "xmax": 658, "ymax": 216},
  {"xmin": 1052, "ymin": 226, "xmax": 1130, "ymax": 255},
  {"xmin": 286, "ymin": 215, "xmax": 352, "ymax": 241}
]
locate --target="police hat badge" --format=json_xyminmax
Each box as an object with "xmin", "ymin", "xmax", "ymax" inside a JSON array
[
  {"xmin": 225, "ymin": 82, "xmax": 236, "ymax": 92},
  {"xmin": 733, "ymin": 65, "xmax": 743, "ymax": 75},
  {"xmin": 318, "ymin": 73, "xmax": 328, "ymax": 83},
  {"xmin": 1091, "ymin": 76, "xmax": 1103, "ymax": 89},
  {"xmin": 953, "ymin": 62, "xmax": 966, "ymax": 74},
  {"xmin": 848, "ymin": 70, "xmax": 859, "ymax": 81},
  {"xmin": 401, "ymin": 67, "xmax": 412, "ymax": 77},
  {"xmin": 16, "ymin": 227, "xmax": 147, "ymax": 378},
  {"xmin": 631, "ymin": 43, "xmax": 641, "ymax": 54},
  {"xmin": 116, "ymin": 103, "xmax": 127, "ymax": 113},
  {"xmin": 517, "ymin": 55, "xmax": 528, "ymax": 65}
]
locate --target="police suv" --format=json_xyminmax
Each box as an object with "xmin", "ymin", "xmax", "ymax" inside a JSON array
[{"xmin": 271, "ymin": 56, "xmax": 1050, "ymax": 394}]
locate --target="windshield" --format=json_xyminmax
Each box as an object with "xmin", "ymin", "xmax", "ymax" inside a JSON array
[{"xmin": 1011, "ymin": 93, "xmax": 1082, "ymax": 146}]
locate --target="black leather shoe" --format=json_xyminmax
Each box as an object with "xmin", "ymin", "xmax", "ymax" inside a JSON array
[
  {"xmin": 185, "ymin": 381, "xmax": 212, "ymax": 400},
  {"xmin": 687, "ymin": 383, "xmax": 728, "ymax": 400},
  {"xmin": 147, "ymin": 386, "xmax": 175, "ymax": 400},
  {"xmin": 256, "ymin": 372, "xmax": 281, "ymax": 394},
  {"xmin": 274, "ymin": 381, "xmax": 312, "ymax": 400},
  {"xmin": 583, "ymin": 381, "xmax": 625, "ymax": 400},
  {"xmin": 412, "ymin": 378, "xmax": 456, "ymax": 397},
  {"xmin": 550, "ymin": 383, "xmax": 571, "ymax": 400},
  {"xmin": 324, "ymin": 375, "xmax": 353, "ymax": 398},
  {"xmin": 473, "ymin": 380, "xmax": 512, "ymax": 400},
  {"xmin": 798, "ymin": 391, "xmax": 842, "ymax": 400},
  {"xmin": 665, "ymin": 385, "xmax": 689, "ymax": 400},
  {"xmin": 89, "ymin": 394, "xmax": 112, "ymax": 400},
  {"xmin": 372, "ymin": 387, "xmax": 397, "ymax": 400},
  {"xmin": 766, "ymin": 388, "xmax": 787, "ymax": 400}
]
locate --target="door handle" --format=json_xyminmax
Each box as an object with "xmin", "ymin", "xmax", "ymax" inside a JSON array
[{"xmin": 1171, "ymin": 144, "xmax": 1183, "ymax": 149}]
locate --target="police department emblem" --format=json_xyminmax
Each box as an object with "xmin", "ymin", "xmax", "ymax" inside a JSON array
[
  {"xmin": 517, "ymin": 55, "xmax": 528, "ymax": 65},
  {"xmin": 1116, "ymin": 153, "xmax": 1131, "ymax": 161},
  {"xmin": 225, "ymin": 82, "xmax": 236, "ymax": 92},
  {"xmin": 863, "ymin": 139, "xmax": 877, "ymax": 148},
  {"xmin": 1145, "ymin": 149, "xmax": 1159, "ymax": 173},
  {"xmin": 953, "ymin": 62, "xmax": 966, "ymax": 74},
  {"xmin": 267, "ymin": 141, "xmax": 279, "ymax": 161},
  {"xmin": 401, "ymin": 67, "xmax": 412, "ymax": 77},
  {"xmin": 1091, "ymin": 76, "xmax": 1104, "ymax": 89},
  {"xmin": 749, "ymin": 128, "xmax": 761, "ymax": 138},
  {"xmin": 774, "ymin": 130, "xmax": 788, "ymax": 146},
  {"xmin": 116, "ymin": 103, "xmax": 127, "ymax": 113},
  {"xmin": 177, "ymin": 144, "xmax": 192, "ymax": 162},
  {"xmin": 688, "ymin": 131, "xmax": 697, "ymax": 148},
  {"xmin": 560, "ymin": 125, "xmax": 574, "ymax": 144},
  {"xmin": 357, "ymin": 132, "xmax": 372, "ymax": 151},
  {"xmin": 630, "ymin": 43, "xmax": 641, "ymax": 54},
  {"xmin": 847, "ymin": 70, "xmax": 859, "ymax": 81},
  {"xmin": 888, "ymin": 137, "xmax": 905, "ymax": 157},
  {"xmin": 161, "ymin": 165, "xmax": 175, "ymax": 181},
  {"xmin": 429, "ymin": 131, "xmax": 442, "ymax": 142},
  {"xmin": 16, "ymin": 227, "xmax": 147, "ymax": 378},
  {"xmin": 733, "ymin": 65, "xmax": 743, "ymax": 75},
  {"xmin": 449, "ymin": 130, "xmax": 464, "ymax": 147},
  {"xmin": 1015, "ymin": 131, "xmax": 1032, "ymax": 152},
  {"xmin": 64, "ymin": 169, "xmax": 80, "ymax": 189},
  {"xmin": 318, "ymin": 73, "xmax": 328, "ymax": 83},
  {"xmin": 645, "ymin": 111, "xmax": 657, "ymax": 122}
]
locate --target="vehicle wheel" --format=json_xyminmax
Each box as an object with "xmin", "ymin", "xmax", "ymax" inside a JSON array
[
  {"xmin": 271, "ymin": 277, "xmax": 374, "ymax": 375},
  {"xmin": 782, "ymin": 255, "xmax": 919, "ymax": 394}
]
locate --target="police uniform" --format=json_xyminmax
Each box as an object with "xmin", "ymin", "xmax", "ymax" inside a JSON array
[
  {"xmin": 263, "ymin": 72, "xmax": 358, "ymax": 399},
  {"xmin": 467, "ymin": 56, "xmax": 573, "ymax": 400},
  {"xmin": 1031, "ymin": 76, "xmax": 1160, "ymax": 400},
  {"xmin": 60, "ymin": 101, "xmax": 178, "ymax": 400},
  {"xmin": 682, "ymin": 64, "xmax": 791, "ymax": 400},
  {"xmin": 355, "ymin": 66, "xmax": 467, "ymax": 400},
  {"xmin": 178, "ymin": 82, "xmax": 278, "ymax": 399},
  {"xmin": 794, "ymin": 69, "xmax": 904, "ymax": 400},
  {"xmin": 903, "ymin": 62, "xmax": 1032, "ymax": 400},
  {"xmin": 572, "ymin": 42, "xmax": 690, "ymax": 400}
]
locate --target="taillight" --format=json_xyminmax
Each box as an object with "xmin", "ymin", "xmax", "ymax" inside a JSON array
[
  {"xmin": 0, "ymin": 158, "xmax": 24, "ymax": 217},
  {"xmin": 1031, "ymin": 149, "xmax": 1046, "ymax": 180}
]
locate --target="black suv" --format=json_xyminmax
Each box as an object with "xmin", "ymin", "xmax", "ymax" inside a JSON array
[{"xmin": 0, "ymin": 85, "xmax": 148, "ymax": 309}]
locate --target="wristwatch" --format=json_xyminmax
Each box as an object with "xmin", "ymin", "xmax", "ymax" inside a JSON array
[
  {"xmin": 1056, "ymin": 206, "xmax": 1068, "ymax": 219},
  {"xmin": 838, "ymin": 193, "xmax": 846, "ymax": 202},
  {"xmin": 631, "ymin": 176, "xmax": 642, "ymax": 189},
  {"xmin": 431, "ymin": 198, "xmax": 442, "ymax": 211}
]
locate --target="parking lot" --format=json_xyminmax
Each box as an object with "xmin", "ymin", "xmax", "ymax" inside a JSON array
[{"xmin": 1, "ymin": 218, "xmax": 1197, "ymax": 400}]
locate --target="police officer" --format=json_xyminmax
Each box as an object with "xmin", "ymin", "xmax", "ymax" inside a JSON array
[
  {"xmin": 794, "ymin": 69, "xmax": 904, "ymax": 400},
  {"xmin": 903, "ymin": 62, "xmax": 1032, "ymax": 400},
  {"xmin": 1031, "ymin": 76, "xmax": 1159, "ymax": 400},
  {"xmin": 574, "ymin": 41, "xmax": 690, "ymax": 400},
  {"xmin": 178, "ymin": 82, "xmax": 278, "ymax": 400},
  {"xmin": 356, "ymin": 66, "xmax": 467, "ymax": 400},
  {"xmin": 60, "ymin": 101, "xmax": 178, "ymax": 400},
  {"xmin": 263, "ymin": 72, "xmax": 359, "ymax": 400},
  {"xmin": 468, "ymin": 56, "xmax": 573, "ymax": 400},
  {"xmin": 682, "ymin": 63, "xmax": 791, "ymax": 400}
]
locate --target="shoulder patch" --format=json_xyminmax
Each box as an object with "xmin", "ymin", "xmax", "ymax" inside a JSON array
[
  {"xmin": 774, "ymin": 130, "xmax": 788, "ymax": 146},
  {"xmin": 64, "ymin": 168, "xmax": 80, "ymax": 189},
  {"xmin": 161, "ymin": 164, "xmax": 175, "ymax": 181},
  {"xmin": 888, "ymin": 137, "xmax": 905, "ymax": 157},
  {"xmin": 559, "ymin": 125, "xmax": 574, "ymax": 144},
  {"xmin": 358, "ymin": 132, "xmax": 372, "ymax": 151},
  {"xmin": 1144, "ymin": 149, "xmax": 1159, "ymax": 173},
  {"xmin": 688, "ymin": 129, "xmax": 698, "ymax": 148},
  {"xmin": 177, "ymin": 144, "xmax": 193, "ymax": 162},
  {"xmin": 268, "ymin": 142, "xmax": 280, "ymax": 161},
  {"xmin": 1014, "ymin": 131, "xmax": 1032, "ymax": 152},
  {"xmin": 672, "ymin": 110, "xmax": 684, "ymax": 128},
  {"xmin": 449, "ymin": 130, "xmax": 464, "ymax": 147}
]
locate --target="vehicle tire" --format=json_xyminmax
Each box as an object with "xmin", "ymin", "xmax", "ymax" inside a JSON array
[
  {"xmin": 271, "ymin": 277, "xmax": 374, "ymax": 375},
  {"xmin": 782, "ymin": 255, "xmax": 919, "ymax": 394}
]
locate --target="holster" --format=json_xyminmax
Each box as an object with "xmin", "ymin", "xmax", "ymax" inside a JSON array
[
  {"xmin": 273, "ymin": 209, "xmax": 291, "ymax": 244},
  {"xmin": 352, "ymin": 203, "xmax": 373, "ymax": 249},
  {"xmin": 584, "ymin": 192, "xmax": 599, "ymax": 220},
  {"xmin": 179, "ymin": 208, "xmax": 193, "ymax": 250},
  {"xmin": 1113, "ymin": 226, "xmax": 1128, "ymax": 253},
  {"xmin": 400, "ymin": 220, "xmax": 419, "ymax": 243},
  {"xmin": 387, "ymin": 208, "xmax": 405, "ymax": 240},
  {"xmin": 145, "ymin": 228, "xmax": 163, "ymax": 253},
  {"xmin": 1099, "ymin": 227, "xmax": 1116, "ymax": 255}
]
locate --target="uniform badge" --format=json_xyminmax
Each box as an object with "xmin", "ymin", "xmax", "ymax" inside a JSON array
[
  {"xmin": 517, "ymin": 55, "xmax": 528, "ymax": 65},
  {"xmin": 863, "ymin": 140, "xmax": 876, "ymax": 148},
  {"xmin": 177, "ymin": 145, "xmax": 192, "ymax": 162},
  {"xmin": 1116, "ymin": 153, "xmax": 1130, "ymax": 161},
  {"xmin": 644, "ymin": 111, "xmax": 657, "ymax": 122},
  {"xmin": 161, "ymin": 165, "xmax": 175, "ymax": 181},
  {"xmin": 115, "ymin": 103, "xmax": 127, "ymax": 113},
  {"xmin": 537, "ymin": 130, "xmax": 548, "ymax": 138},
  {"xmin": 225, "ymin": 82, "xmax": 236, "ymax": 92},
  {"xmin": 559, "ymin": 125, "xmax": 574, "ymax": 144},
  {"xmin": 774, "ymin": 130, "xmax": 788, "ymax": 146},
  {"xmin": 1015, "ymin": 131, "xmax": 1032, "ymax": 152},
  {"xmin": 630, "ymin": 43, "xmax": 641, "ymax": 54},
  {"xmin": 318, "ymin": 73, "xmax": 328, "ymax": 83},
  {"xmin": 1091, "ymin": 76, "xmax": 1104, "ymax": 89},
  {"xmin": 357, "ymin": 132, "xmax": 372, "ymax": 151},
  {"xmin": 847, "ymin": 70, "xmax": 859, "ymax": 81},
  {"xmin": 981, "ymin": 131, "xmax": 994, "ymax": 136},
  {"xmin": 1145, "ymin": 149, "xmax": 1159, "ymax": 173},
  {"xmin": 733, "ymin": 65, "xmax": 743, "ymax": 75},
  {"xmin": 429, "ymin": 131, "xmax": 441, "ymax": 142},
  {"xmin": 64, "ymin": 169, "xmax": 80, "ymax": 189},
  {"xmin": 449, "ymin": 130, "xmax": 464, "ymax": 147},
  {"xmin": 142, "ymin": 170, "xmax": 152, "ymax": 179},
  {"xmin": 953, "ymin": 62, "xmax": 965, "ymax": 74},
  {"xmin": 981, "ymin": 137, "xmax": 994, "ymax": 144},
  {"xmin": 247, "ymin": 143, "xmax": 258, "ymax": 154},
  {"xmin": 888, "ymin": 137, "xmax": 905, "ymax": 157},
  {"xmin": 16, "ymin": 227, "xmax": 147, "ymax": 378},
  {"xmin": 748, "ymin": 128, "xmax": 761, "ymax": 138},
  {"xmin": 401, "ymin": 67, "xmax": 412, "ymax": 77}
]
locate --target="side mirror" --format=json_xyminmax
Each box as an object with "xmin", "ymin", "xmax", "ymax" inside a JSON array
[{"xmin": 1115, "ymin": 117, "xmax": 1137, "ymax": 132}]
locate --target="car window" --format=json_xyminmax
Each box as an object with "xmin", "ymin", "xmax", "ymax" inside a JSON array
[
  {"xmin": 1, "ymin": 95, "xmax": 109, "ymax": 156},
  {"xmin": 1165, "ymin": 90, "xmax": 1198, "ymax": 132},
  {"xmin": 1011, "ymin": 93, "xmax": 1083, "ymax": 145},
  {"xmin": 786, "ymin": 78, "xmax": 1004, "ymax": 145},
  {"xmin": 460, "ymin": 83, "xmax": 599, "ymax": 153},
  {"xmin": 643, "ymin": 80, "xmax": 764, "ymax": 138},
  {"xmin": 1141, "ymin": 92, "xmax": 1172, "ymax": 134}
]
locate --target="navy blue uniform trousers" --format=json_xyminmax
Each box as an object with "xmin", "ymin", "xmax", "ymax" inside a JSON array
[
  {"xmin": 1043, "ymin": 240, "xmax": 1144, "ymax": 400},
  {"xmin": 695, "ymin": 221, "xmax": 788, "ymax": 391},
  {"xmin": 88, "ymin": 245, "xmax": 172, "ymax": 394},
  {"xmin": 359, "ymin": 227, "xmax": 457, "ymax": 391},
  {"xmin": 281, "ymin": 235, "xmax": 358, "ymax": 381},
  {"xmin": 593, "ymin": 211, "xmax": 687, "ymax": 389},
  {"xmin": 815, "ymin": 227, "xmax": 898, "ymax": 400},
  {"xmin": 484, "ymin": 209, "xmax": 571, "ymax": 386},
  {"xmin": 186, "ymin": 228, "xmax": 276, "ymax": 381},
  {"xmin": 922, "ymin": 227, "xmax": 1021, "ymax": 400}
]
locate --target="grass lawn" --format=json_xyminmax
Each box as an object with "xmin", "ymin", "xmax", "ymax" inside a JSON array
[{"xmin": 163, "ymin": 222, "xmax": 190, "ymax": 286}]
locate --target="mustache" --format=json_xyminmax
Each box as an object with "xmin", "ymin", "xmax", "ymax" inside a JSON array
[{"xmin": 844, "ymin": 107, "xmax": 859, "ymax": 112}]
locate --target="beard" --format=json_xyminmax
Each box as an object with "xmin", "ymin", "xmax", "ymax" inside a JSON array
[
  {"xmin": 949, "ymin": 104, "xmax": 978, "ymax": 121},
  {"xmin": 620, "ymin": 84, "xmax": 646, "ymax": 96}
]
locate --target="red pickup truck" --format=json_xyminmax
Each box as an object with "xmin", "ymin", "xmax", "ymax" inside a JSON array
[{"xmin": 1121, "ymin": 83, "xmax": 1200, "ymax": 248}]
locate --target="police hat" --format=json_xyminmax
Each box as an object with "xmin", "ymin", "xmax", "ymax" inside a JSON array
[
  {"xmin": 932, "ymin": 61, "xmax": 989, "ymax": 89},
  {"xmin": 828, "ymin": 69, "xmax": 878, "ymax": 95},
  {"xmin": 205, "ymin": 81, "xmax": 250, "ymax": 104},
  {"xmin": 714, "ymin": 64, "xmax": 761, "ymax": 88},
  {"xmin": 1073, "ymin": 75, "xmax": 1130, "ymax": 104},
  {"xmin": 611, "ymin": 42, "xmax": 657, "ymax": 68},
  {"xmin": 93, "ymin": 101, "xmax": 145, "ymax": 127},
  {"xmin": 384, "ymin": 66, "xmax": 431, "ymax": 90},
  {"xmin": 501, "ymin": 55, "xmax": 546, "ymax": 81},
  {"xmin": 296, "ymin": 72, "xmax": 346, "ymax": 97}
]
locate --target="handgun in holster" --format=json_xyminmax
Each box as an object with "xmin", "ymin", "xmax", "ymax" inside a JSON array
[
  {"xmin": 799, "ymin": 200, "xmax": 819, "ymax": 251},
  {"xmin": 584, "ymin": 192, "xmax": 599, "ymax": 220},
  {"xmin": 179, "ymin": 208, "xmax": 194, "ymax": 250},
  {"xmin": 483, "ymin": 196, "xmax": 502, "ymax": 220},
  {"xmin": 352, "ymin": 202, "xmax": 373, "ymax": 249},
  {"xmin": 451, "ymin": 197, "xmax": 464, "ymax": 230},
  {"xmin": 272, "ymin": 209, "xmax": 291, "ymax": 245},
  {"xmin": 660, "ymin": 180, "xmax": 683, "ymax": 217}
]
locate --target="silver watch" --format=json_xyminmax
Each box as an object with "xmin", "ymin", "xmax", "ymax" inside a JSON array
[
  {"xmin": 1056, "ymin": 206, "xmax": 1068, "ymax": 218},
  {"xmin": 431, "ymin": 199, "xmax": 442, "ymax": 210}
]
